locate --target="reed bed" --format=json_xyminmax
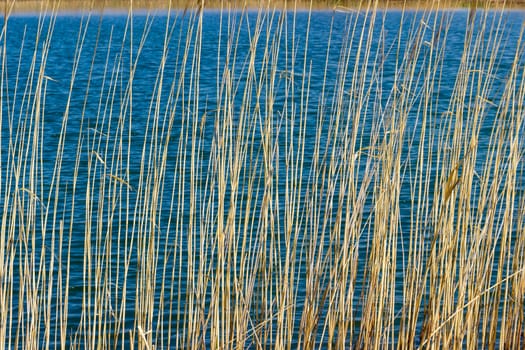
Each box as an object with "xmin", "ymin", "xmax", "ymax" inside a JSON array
[{"xmin": 0, "ymin": 0, "xmax": 524, "ymax": 349}]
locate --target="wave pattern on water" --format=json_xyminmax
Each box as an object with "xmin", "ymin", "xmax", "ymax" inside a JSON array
[{"xmin": 0, "ymin": 6, "xmax": 524, "ymax": 349}]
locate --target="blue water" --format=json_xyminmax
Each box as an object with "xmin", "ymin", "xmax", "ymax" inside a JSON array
[{"xmin": 1, "ymin": 8, "xmax": 525, "ymax": 348}]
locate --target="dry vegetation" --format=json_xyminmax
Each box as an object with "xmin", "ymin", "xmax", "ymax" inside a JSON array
[
  {"xmin": 0, "ymin": 0, "xmax": 524, "ymax": 349},
  {"xmin": 3, "ymin": 0, "xmax": 525, "ymax": 12}
]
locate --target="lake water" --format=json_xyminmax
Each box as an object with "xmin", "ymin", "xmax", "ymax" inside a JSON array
[{"xmin": 1, "ymin": 8, "xmax": 525, "ymax": 348}]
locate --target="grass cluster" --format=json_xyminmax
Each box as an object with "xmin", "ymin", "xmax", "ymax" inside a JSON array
[
  {"xmin": 0, "ymin": 0, "xmax": 524, "ymax": 348},
  {"xmin": 4, "ymin": 0, "xmax": 525, "ymax": 13}
]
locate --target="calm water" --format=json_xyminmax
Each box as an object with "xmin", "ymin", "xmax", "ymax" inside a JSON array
[{"xmin": 2, "ymin": 8, "xmax": 525, "ymax": 347}]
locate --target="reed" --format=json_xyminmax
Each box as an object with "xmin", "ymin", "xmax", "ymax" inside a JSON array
[
  {"xmin": 0, "ymin": 0, "xmax": 524, "ymax": 349},
  {"xmin": 3, "ymin": 0, "xmax": 525, "ymax": 13}
]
